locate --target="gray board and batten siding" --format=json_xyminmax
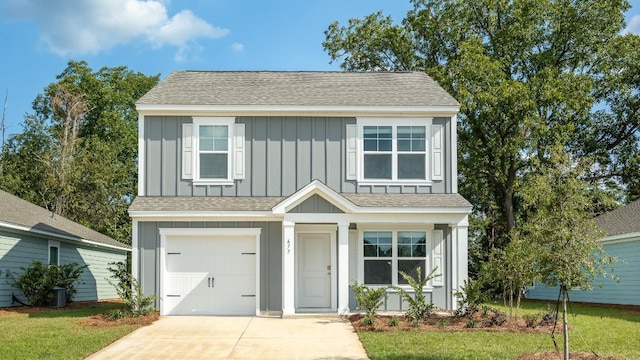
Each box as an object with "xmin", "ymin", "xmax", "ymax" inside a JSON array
[{"xmin": 143, "ymin": 116, "xmax": 454, "ymax": 197}]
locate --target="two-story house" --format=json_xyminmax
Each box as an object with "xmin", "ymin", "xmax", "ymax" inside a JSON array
[{"xmin": 129, "ymin": 71, "xmax": 471, "ymax": 316}]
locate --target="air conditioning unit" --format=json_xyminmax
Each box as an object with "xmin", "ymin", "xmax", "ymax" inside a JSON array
[{"xmin": 49, "ymin": 287, "xmax": 66, "ymax": 308}]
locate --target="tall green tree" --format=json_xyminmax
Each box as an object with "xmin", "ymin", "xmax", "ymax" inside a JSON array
[
  {"xmin": 323, "ymin": 0, "xmax": 639, "ymax": 269},
  {"xmin": 0, "ymin": 61, "xmax": 159, "ymax": 243}
]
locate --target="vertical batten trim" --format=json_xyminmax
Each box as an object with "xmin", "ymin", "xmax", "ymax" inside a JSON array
[
  {"xmin": 451, "ymin": 114, "xmax": 458, "ymax": 193},
  {"xmin": 138, "ymin": 114, "xmax": 145, "ymax": 196}
]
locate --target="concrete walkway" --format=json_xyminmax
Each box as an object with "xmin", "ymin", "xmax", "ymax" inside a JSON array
[{"xmin": 87, "ymin": 316, "xmax": 369, "ymax": 360}]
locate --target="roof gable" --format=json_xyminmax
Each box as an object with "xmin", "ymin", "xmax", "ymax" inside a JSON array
[{"xmin": 272, "ymin": 180, "xmax": 356, "ymax": 215}]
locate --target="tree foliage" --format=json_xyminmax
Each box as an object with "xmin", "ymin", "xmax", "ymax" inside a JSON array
[
  {"xmin": 0, "ymin": 61, "xmax": 159, "ymax": 244},
  {"xmin": 323, "ymin": 0, "xmax": 639, "ymax": 272}
]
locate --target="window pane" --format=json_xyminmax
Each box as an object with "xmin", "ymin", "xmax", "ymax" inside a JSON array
[
  {"xmin": 363, "ymin": 126, "xmax": 378, "ymax": 139},
  {"xmin": 398, "ymin": 232, "xmax": 427, "ymax": 257},
  {"xmin": 413, "ymin": 139, "xmax": 425, "ymax": 151},
  {"xmin": 398, "ymin": 154, "xmax": 425, "ymax": 179},
  {"xmin": 49, "ymin": 246, "xmax": 58, "ymax": 266},
  {"xmin": 363, "ymin": 126, "xmax": 392, "ymax": 151},
  {"xmin": 364, "ymin": 231, "xmax": 393, "ymax": 257},
  {"xmin": 364, "ymin": 139, "xmax": 378, "ymax": 151},
  {"xmin": 364, "ymin": 260, "xmax": 392, "ymax": 285},
  {"xmin": 398, "ymin": 139, "xmax": 411, "ymax": 151},
  {"xmin": 200, "ymin": 125, "xmax": 214, "ymax": 151},
  {"xmin": 397, "ymin": 126, "xmax": 411, "ymax": 138},
  {"xmin": 398, "ymin": 245, "xmax": 412, "ymax": 257},
  {"xmin": 364, "ymin": 154, "xmax": 391, "ymax": 179},
  {"xmin": 398, "ymin": 260, "xmax": 425, "ymax": 285},
  {"xmin": 378, "ymin": 139, "xmax": 392, "ymax": 151},
  {"xmin": 200, "ymin": 154, "xmax": 228, "ymax": 178},
  {"xmin": 213, "ymin": 125, "xmax": 228, "ymax": 138}
]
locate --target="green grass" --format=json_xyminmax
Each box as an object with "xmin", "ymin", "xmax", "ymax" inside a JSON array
[
  {"xmin": 358, "ymin": 300, "xmax": 640, "ymax": 360},
  {"xmin": 0, "ymin": 303, "xmax": 144, "ymax": 360}
]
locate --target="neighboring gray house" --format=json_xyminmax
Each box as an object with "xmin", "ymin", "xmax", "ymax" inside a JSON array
[
  {"xmin": 130, "ymin": 71, "xmax": 472, "ymax": 316},
  {"xmin": 0, "ymin": 190, "xmax": 130, "ymax": 307},
  {"xmin": 527, "ymin": 199, "xmax": 640, "ymax": 305}
]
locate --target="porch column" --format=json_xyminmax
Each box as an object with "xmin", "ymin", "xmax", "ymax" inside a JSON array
[
  {"xmin": 450, "ymin": 216, "xmax": 469, "ymax": 309},
  {"xmin": 337, "ymin": 222, "xmax": 350, "ymax": 315},
  {"xmin": 282, "ymin": 220, "xmax": 295, "ymax": 316}
]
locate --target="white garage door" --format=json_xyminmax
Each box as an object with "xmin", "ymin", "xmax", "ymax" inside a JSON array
[{"xmin": 162, "ymin": 235, "xmax": 257, "ymax": 316}]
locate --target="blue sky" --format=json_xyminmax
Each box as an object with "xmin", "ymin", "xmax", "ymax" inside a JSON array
[{"xmin": 0, "ymin": 0, "xmax": 638, "ymax": 138}]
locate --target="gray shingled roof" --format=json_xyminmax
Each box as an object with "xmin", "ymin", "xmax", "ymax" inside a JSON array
[
  {"xmin": 0, "ymin": 190, "xmax": 129, "ymax": 250},
  {"xmin": 594, "ymin": 199, "xmax": 640, "ymax": 236},
  {"xmin": 129, "ymin": 193, "xmax": 471, "ymax": 213},
  {"xmin": 342, "ymin": 193, "xmax": 471, "ymax": 208},
  {"xmin": 136, "ymin": 71, "xmax": 459, "ymax": 108}
]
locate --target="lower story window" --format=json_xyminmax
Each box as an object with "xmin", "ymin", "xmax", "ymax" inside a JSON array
[
  {"xmin": 363, "ymin": 230, "xmax": 428, "ymax": 286},
  {"xmin": 48, "ymin": 240, "xmax": 60, "ymax": 266}
]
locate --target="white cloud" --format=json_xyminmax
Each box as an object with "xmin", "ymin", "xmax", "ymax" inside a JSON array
[
  {"xmin": 623, "ymin": 15, "xmax": 640, "ymax": 35},
  {"xmin": 3, "ymin": 0, "xmax": 229, "ymax": 59},
  {"xmin": 231, "ymin": 42, "xmax": 245, "ymax": 53}
]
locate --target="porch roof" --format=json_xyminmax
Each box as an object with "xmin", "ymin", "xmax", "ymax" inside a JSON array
[{"xmin": 129, "ymin": 193, "xmax": 471, "ymax": 213}]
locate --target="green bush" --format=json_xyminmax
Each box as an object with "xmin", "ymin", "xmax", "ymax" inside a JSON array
[
  {"xmin": 107, "ymin": 261, "xmax": 156, "ymax": 317},
  {"xmin": 352, "ymin": 281, "xmax": 387, "ymax": 325},
  {"xmin": 523, "ymin": 313, "xmax": 540, "ymax": 328},
  {"xmin": 11, "ymin": 260, "xmax": 87, "ymax": 306},
  {"xmin": 392, "ymin": 266, "xmax": 439, "ymax": 321},
  {"xmin": 453, "ymin": 279, "xmax": 485, "ymax": 318}
]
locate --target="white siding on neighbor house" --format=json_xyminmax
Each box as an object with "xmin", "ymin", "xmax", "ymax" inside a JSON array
[
  {"xmin": 526, "ymin": 239, "xmax": 640, "ymax": 305},
  {"xmin": 0, "ymin": 229, "xmax": 127, "ymax": 307}
]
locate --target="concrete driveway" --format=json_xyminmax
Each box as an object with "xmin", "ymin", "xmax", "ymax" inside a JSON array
[{"xmin": 87, "ymin": 316, "xmax": 369, "ymax": 360}]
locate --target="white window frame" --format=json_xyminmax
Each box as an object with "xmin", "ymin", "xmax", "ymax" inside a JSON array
[
  {"xmin": 357, "ymin": 118, "xmax": 433, "ymax": 185},
  {"xmin": 358, "ymin": 226, "xmax": 434, "ymax": 289},
  {"xmin": 48, "ymin": 240, "xmax": 60, "ymax": 266},
  {"xmin": 192, "ymin": 117, "xmax": 236, "ymax": 185}
]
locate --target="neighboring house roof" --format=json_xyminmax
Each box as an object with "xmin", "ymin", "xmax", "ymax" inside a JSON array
[
  {"xmin": 0, "ymin": 190, "xmax": 130, "ymax": 251},
  {"xmin": 129, "ymin": 193, "xmax": 471, "ymax": 213},
  {"xmin": 594, "ymin": 199, "xmax": 640, "ymax": 237},
  {"xmin": 136, "ymin": 71, "xmax": 459, "ymax": 108}
]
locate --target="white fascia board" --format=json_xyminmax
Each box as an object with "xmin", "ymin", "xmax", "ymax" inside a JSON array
[
  {"xmin": 272, "ymin": 179, "xmax": 357, "ymax": 214},
  {"xmin": 138, "ymin": 113, "xmax": 145, "ymax": 196},
  {"xmin": 352, "ymin": 207, "xmax": 472, "ymax": 214},
  {"xmin": 159, "ymin": 227, "xmax": 262, "ymax": 237},
  {"xmin": 600, "ymin": 232, "xmax": 640, "ymax": 244},
  {"xmin": 284, "ymin": 212, "xmax": 469, "ymax": 225},
  {"xmin": 136, "ymin": 104, "xmax": 460, "ymax": 117},
  {"xmin": 0, "ymin": 221, "xmax": 130, "ymax": 252},
  {"xmin": 129, "ymin": 211, "xmax": 278, "ymax": 222}
]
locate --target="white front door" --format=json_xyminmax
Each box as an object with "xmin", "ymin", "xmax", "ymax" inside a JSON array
[
  {"xmin": 297, "ymin": 233, "xmax": 331, "ymax": 308},
  {"xmin": 163, "ymin": 235, "xmax": 256, "ymax": 315}
]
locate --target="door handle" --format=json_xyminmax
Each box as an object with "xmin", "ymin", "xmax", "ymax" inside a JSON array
[
  {"xmin": 208, "ymin": 277, "xmax": 211, "ymax": 287},
  {"xmin": 209, "ymin": 277, "xmax": 214, "ymax": 288}
]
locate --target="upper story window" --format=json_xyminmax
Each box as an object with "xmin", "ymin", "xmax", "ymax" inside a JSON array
[
  {"xmin": 182, "ymin": 117, "xmax": 245, "ymax": 185},
  {"xmin": 348, "ymin": 118, "xmax": 442, "ymax": 185}
]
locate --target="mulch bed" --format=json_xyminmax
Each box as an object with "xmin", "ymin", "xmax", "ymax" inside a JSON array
[
  {"xmin": 80, "ymin": 312, "xmax": 159, "ymax": 327},
  {"xmin": 349, "ymin": 312, "xmax": 559, "ymax": 333}
]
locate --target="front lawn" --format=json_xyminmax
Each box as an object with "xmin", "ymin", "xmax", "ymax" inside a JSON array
[
  {"xmin": 356, "ymin": 301, "xmax": 640, "ymax": 360},
  {"xmin": 0, "ymin": 302, "xmax": 151, "ymax": 360}
]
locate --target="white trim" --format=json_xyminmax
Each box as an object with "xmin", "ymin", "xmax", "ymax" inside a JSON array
[
  {"xmin": 233, "ymin": 123, "xmax": 246, "ymax": 179},
  {"xmin": 283, "ymin": 212, "xmax": 468, "ymax": 225},
  {"xmin": 295, "ymin": 224, "xmax": 337, "ymax": 312},
  {"xmin": 432, "ymin": 229, "xmax": 444, "ymax": 286},
  {"xmin": 600, "ymin": 232, "xmax": 640, "ymax": 244},
  {"xmin": 181, "ymin": 123, "xmax": 194, "ymax": 179},
  {"xmin": 158, "ymin": 227, "xmax": 261, "ymax": 316},
  {"xmin": 272, "ymin": 179, "xmax": 357, "ymax": 214},
  {"xmin": 0, "ymin": 221, "xmax": 131, "ymax": 252},
  {"xmin": 451, "ymin": 114, "xmax": 458, "ymax": 193},
  {"xmin": 346, "ymin": 124, "xmax": 358, "ymax": 180},
  {"xmin": 138, "ymin": 113, "xmax": 145, "ymax": 196},
  {"xmin": 132, "ymin": 219, "xmax": 139, "ymax": 282},
  {"xmin": 48, "ymin": 240, "xmax": 60, "ymax": 266},
  {"xmin": 338, "ymin": 222, "xmax": 350, "ymax": 315},
  {"xmin": 282, "ymin": 221, "xmax": 296, "ymax": 315},
  {"xmin": 136, "ymin": 104, "xmax": 460, "ymax": 117},
  {"xmin": 431, "ymin": 124, "xmax": 444, "ymax": 181}
]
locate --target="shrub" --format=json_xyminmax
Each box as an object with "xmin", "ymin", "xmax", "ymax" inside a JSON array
[
  {"xmin": 389, "ymin": 316, "xmax": 399, "ymax": 327},
  {"xmin": 107, "ymin": 308, "xmax": 125, "ymax": 320},
  {"xmin": 11, "ymin": 260, "xmax": 87, "ymax": 306},
  {"xmin": 352, "ymin": 281, "xmax": 387, "ymax": 325},
  {"xmin": 466, "ymin": 319, "xmax": 477, "ymax": 328},
  {"xmin": 453, "ymin": 279, "xmax": 485, "ymax": 318},
  {"xmin": 438, "ymin": 319, "xmax": 449, "ymax": 328},
  {"xmin": 523, "ymin": 313, "xmax": 540, "ymax": 328},
  {"xmin": 484, "ymin": 308, "xmax": 507, "ymax": 327},
  {"xmin": 392, "ymin": 266, "xmax": 439, "ymax": 322},
  {"xmin": 541, "ymin": 306, "xmax": 557, "ymax": 326},
  {"xmin": 107, "ymin": 269, "xmax": 157, "ymax": 317}
]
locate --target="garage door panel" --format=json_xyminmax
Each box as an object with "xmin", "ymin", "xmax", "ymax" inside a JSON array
[{"xmin": 163, "ymin": 235, "xmax": 257, "ymax": 316}]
